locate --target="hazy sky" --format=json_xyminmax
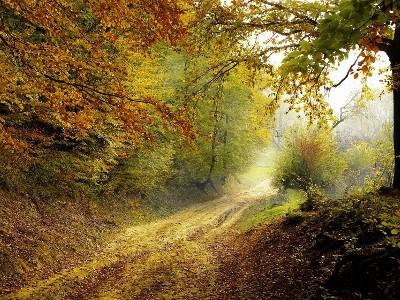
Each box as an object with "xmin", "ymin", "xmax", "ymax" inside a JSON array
[
  {"xmin": 267, "ymin": 45, "xmax": 391, "ymax": 114},
  {"xmin": 328, "ymin": 52, "xmax": 391, "ymax": 113}
]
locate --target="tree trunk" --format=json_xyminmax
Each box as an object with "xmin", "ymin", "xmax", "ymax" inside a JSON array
[
  {"xmin": 207, "ymin": 97, "xmax": 220, "ymax": 190},
  {"xmin": 388, "ymin": 26, "xmax": 400, "ymax": 189},
  {"xmin": 209, "ymin": 123, "xmax": 218, "ymax": 180},
  {"xmin": 392, "ymin": 63, "xmax": 400, "ymax": 188},
  {"xmin": 222, "ymin": 114, "xmax": 228, "ymax": 183}
]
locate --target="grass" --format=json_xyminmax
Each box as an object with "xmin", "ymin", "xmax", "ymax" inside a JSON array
[{"xmin": 237, "ymin": 189, "xmax": 307, "ymax": 231}]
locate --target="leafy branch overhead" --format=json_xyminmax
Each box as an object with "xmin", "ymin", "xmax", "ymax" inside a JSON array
[
  {"xmin": 189, "ymin": 0, "xmax": 398, "ymax": 125},
  {"xmin": 0, "ymin": 0, "xmax": 191, "ymax": 153}
]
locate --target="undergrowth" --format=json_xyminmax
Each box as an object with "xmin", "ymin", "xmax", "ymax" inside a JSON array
[{"xmin": 237, "ymin": 189, "xmax": 307, "ymax": 231}]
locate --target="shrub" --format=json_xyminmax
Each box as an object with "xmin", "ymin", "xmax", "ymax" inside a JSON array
[
  {"xmin": 344, "ymin": 123, "xmax": 393, "ymax": 192},
  {"xmin": 105, "ymin": 144, "xmax": 175, "ymax": 197},
  {"xmin": 27, "ymin": 150, "xmax": 113, "ymax": 198},
  {"xmin": 365, "ymin": 123, "xmax": 394, "ymax": 191},
  {"xmin": 344, "ymin": 141, "xmax": 375, "ymax": 188},
  {"xmin": 273, "ymin": 126, "xmax": 347, "ymax": 191}
]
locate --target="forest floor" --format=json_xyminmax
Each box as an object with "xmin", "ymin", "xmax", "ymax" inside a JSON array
[
  {"xmin": 3, "ymin": 183, "xmax": 400, "ymax": 299},
  {"xmin": 3, "ymin": 151, "xmax": 399, "ymax": 300},
  {"xmin": 3, "ymin": 179, "xmax": 282, "ymax": 299}
]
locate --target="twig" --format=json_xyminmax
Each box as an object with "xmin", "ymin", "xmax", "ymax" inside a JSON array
[{"xmin": 332, "ymin": 51, "xmax": 362, "ymax": 88}]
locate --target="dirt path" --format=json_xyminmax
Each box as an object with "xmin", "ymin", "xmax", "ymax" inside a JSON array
[{"xmin": 4, "ymin": 180, "xmax": 274, "ymax": 300}]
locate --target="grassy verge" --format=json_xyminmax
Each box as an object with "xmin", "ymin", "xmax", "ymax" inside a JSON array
[{"xmin": 237, "ymin": 189, "xmax": 306, "ymax": 231}]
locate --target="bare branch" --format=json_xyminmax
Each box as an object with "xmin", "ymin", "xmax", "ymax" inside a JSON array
[
  {"xmin": 332, "ymin": 51, "xmax": 362, "ymax": 88},
  {"xmin": 331, "ymin": 91, "xmax": 360, "ymax": 129}
]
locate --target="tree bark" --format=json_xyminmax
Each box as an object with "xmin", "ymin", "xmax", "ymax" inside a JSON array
[
  {"xmin": 207, "ymin": 97, "xmax": 220, "ymax": 192},
  {"xmin": 393, "ymin": 90, "xmax": 400, "ymax": 188},
  {"xmin": 392, "ymin": 63, "xmax": 400, "ymax": 188},
  {"xmin": 222, "ymin": 114, "xmax": 228, "ymax": 183},
  {"xmin": 388, "ymin": 26, "xmax": 400, "ymax": 188}
]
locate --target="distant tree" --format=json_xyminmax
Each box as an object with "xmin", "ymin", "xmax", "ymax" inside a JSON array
[{"xmin": 172, "ymin": 63, "xmax": 270, "ymax": 191}]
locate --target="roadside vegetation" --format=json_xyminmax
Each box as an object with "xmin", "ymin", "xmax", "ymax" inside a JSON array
[
  {"xmin": 237, "ymin": 189, "xmax": 306, "ymax": 231},
  {"xmin": 226, "ymin": 112, "xmax": 399, "ymax": 298}
]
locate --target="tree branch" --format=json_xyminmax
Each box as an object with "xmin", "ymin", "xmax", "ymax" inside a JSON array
[
  {"xmin": 331, "ymin": 91, "xmax": 360, "ymax": 129},
  {"xmin": 41, "ymin": 73, "xmax": 151, "ymax": 105},
  {"xmin": 260, "ymin": 0, "xmax": 318, "ymax": 26},
  {"xmin": 0, "ymin": 33, "xmax": 152, "ymax": 105},
  {"xmin": 331, "ymin": 51, "xmax": 362, "ymax": 88}
]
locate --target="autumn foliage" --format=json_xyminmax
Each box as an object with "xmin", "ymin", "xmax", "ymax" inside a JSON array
[
  {"xmin": 0, "ymin": 0, "xmax": 189, "ymax": 154},
  {"xmin": 0, "ymin": 0, "xmax": 273, "ymax": 198}
]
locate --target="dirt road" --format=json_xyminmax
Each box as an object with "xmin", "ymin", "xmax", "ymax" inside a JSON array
[{"xmin": 5, "ymin": 180, "xmax": 273, "ymax": 300}]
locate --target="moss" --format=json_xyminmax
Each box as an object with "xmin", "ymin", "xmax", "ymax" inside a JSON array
[{"xmin": 237, "ymin": 189, "xmax": 307, "ymax": 231}]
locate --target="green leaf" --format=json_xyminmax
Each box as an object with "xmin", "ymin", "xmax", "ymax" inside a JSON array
[{"xmin": 391, "ymin": 229, "xmax": 399, "ymax": 235}]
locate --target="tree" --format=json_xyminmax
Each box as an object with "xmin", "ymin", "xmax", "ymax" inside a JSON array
[
  {"xmin": 0, "ymin": 0, "xmax": 198, "ymax": 194},
  {"xmin": 279, "ymin": 0, "xmax": 400, "ymax": 187},
  {"xmin": 0, "ymin": 0, "xmax": 190, "ymax": 155},
  {"xmin": 172, "ymin": 63, "xmax": 270, "ymax": 191},
  {"xmin": 192, "ymin": 0, "xmax": 400, "ymax": 187}
]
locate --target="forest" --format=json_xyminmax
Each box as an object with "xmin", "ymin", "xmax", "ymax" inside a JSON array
[{"xmin": 0, "ymin": 0, "xmax": 399, "ymax": 299}]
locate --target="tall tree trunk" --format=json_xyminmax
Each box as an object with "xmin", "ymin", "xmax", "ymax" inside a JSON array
[
  {"xmin": 209, "ymin": 122, "xmax": 218, "ymax": 181},
  {"xmin": 207, "ymin": 97, "xmax": 220, "ymax": 191},
  {"xmin": 392, "ymin": 61, "xmax": 400, "ymax": 188},
  {"xmin": 388, "ymin": 25, "xmax": 400, "ymax": 188},
  {"xmin": 222, "ymin": 114, "xmax": 228, "ymax": 183}
]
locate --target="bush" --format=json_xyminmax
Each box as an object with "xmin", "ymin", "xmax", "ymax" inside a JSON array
[
  {"xmin": 364, "ymin": 123, "xmax": 394, "ymax": 191},
  {"xmin": 344, "ymin": 141, "xmax": 375, "ymax": 188},
  {"xmin": 29, "ymin": 151, "xmax": 112, "ymax": 198},
  {"xmin": 344, "ymin": 123, "xmax": 393, "ymax": 193},
  {"xmin": 273, "ymin": 126, "xmax": 347, "ymax": 191},
  {"xmin": 105, "ymin": 144, "xmax": 175, "ymax": 197}
]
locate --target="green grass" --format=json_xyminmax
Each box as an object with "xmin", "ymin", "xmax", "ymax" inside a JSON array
[{"xmin": 237, "ymin": 189, "xmax": 307, "ymax": 231}]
